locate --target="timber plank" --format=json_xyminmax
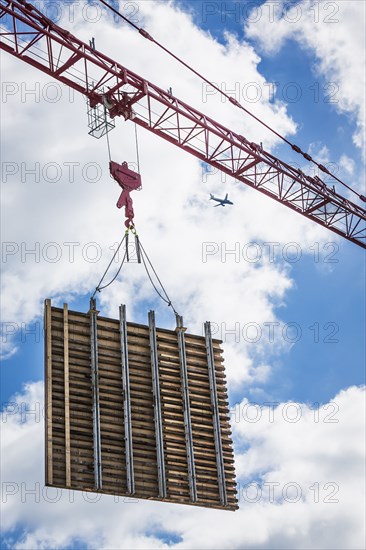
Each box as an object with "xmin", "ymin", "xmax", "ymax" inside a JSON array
[{"xmin": 45, "ymin": 301, "xmax": 238, "ymax": 511}]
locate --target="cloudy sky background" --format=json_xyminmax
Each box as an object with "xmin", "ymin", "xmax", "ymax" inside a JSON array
[{"xmin": 1, "ymin": 1, "xmax": 365, "ymax": 548}]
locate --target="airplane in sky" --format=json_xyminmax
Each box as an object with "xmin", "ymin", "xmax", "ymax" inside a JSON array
[{"xmin": 209, "ymin": 193, "xmax": 233, "ymax": 207}]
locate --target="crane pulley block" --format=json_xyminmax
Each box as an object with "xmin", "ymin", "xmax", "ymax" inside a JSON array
[{"xmin": 110, "ymin": 161, "xmax": 142, "ymax": 228}]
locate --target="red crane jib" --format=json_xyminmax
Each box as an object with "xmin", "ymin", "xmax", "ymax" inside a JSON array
[
  {"xmin": 110, "ymin": 161, "xmax": 142, "ymax": 228},
  {"xmin": 1, "ymin": 0, "xmax": 365, "ymax": 248}
]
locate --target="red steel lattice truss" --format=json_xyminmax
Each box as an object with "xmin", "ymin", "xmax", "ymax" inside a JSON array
[{"xmin": 1, "ymin": 0, "xmax": 365, "ymax": 248}]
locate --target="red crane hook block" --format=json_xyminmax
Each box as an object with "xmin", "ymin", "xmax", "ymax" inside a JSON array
[{"xmin": 110, "ymin": 161, "xmax": 142, "ymax": 228}]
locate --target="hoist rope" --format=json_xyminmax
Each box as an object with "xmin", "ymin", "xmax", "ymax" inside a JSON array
[
  {"xmin": 97, "ymin": 250, "xmax": 127, "ymax": 292},
  {"xmin": 106, "ymin": 123, "xmax": 112, "ymax": 162},
  {"xmin": 97, "ymin": 0, "xmax": 365, "ymax": 203},
  {"xmin": 92, "ymin": 232, "xmax": 127, "ymax": 298},
  {"xmin": 139, "ymin": 239, "xmax": 179, "ymax": 316},
  {"xmin": 134, "ymin": 123, "xmax": 141, "ymax": 174},
  {"xmin": 91, "ymin": 230, "xmax": 179, "ymax": 315}
]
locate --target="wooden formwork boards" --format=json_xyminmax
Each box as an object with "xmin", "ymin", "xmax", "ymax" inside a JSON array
[{"xmin": 44, "ymin": 299, "xmax": 238, "ymax": 511}]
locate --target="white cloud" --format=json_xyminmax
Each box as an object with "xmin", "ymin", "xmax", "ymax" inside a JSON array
[
  {"xmin": 339, "ymin": 154, "xmax": 355, "ymax": 175},
  {"xmin": 0, "ymin": 339, "xmax": 18, "ymax": 360},
  {"xmin": 308, "ymin": 142, "xmax": 330, "ymax": 165},
  {"xmin": 0, "ymin": 0, "xmax": 331, "ymax": 385},
  {"xmin": 1, "ymin": 2, "xmax": 364, "ymax": 548},
  {"xmin": 1, "ymin": 382, "xmax": 364, "ymax": 549},
  {"xmin": 245, "ymin": 0, "xmax": 366, "ymax": 151}
]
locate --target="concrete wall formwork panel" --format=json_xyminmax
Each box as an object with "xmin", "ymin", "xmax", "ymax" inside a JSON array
[{"xmin": 44, "ymin": 299, "xmax": 238, "ymax": 511}]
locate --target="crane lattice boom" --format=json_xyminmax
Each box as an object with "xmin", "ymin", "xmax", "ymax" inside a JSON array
[{"xmin": 1, "ymin": 0, "xmax": 365, "ymax": 248}]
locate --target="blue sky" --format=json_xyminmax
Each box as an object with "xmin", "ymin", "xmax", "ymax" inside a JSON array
[
  {"xmin": 2, "ymin": 0, "xmax": 364, "ymax": 406},
  {"xmin": 164, "ymin": 0, "xmax": 366, "ymax": 410},
  {"xmin": 1, "ymin": 1, "xmax": 365, "ymax": 549}
]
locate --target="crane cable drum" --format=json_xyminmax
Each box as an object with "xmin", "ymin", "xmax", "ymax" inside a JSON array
[{"xmin": 97, "ymin": 0, "xmax": 365, "ymax": 204}]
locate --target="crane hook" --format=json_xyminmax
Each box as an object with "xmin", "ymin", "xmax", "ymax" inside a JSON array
[{"xmin": 109, "ymin": 160, "xmax": 142, "ymax": 228}]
